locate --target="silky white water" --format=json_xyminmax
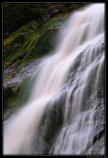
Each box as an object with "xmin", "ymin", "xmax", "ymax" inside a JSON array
[{"xmin": 4, "ymin": 4, "xmax": 105, "ymax": 155}]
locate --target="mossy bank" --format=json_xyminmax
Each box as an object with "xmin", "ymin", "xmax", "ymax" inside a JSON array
[{"xmin": 3, "ymin": 3, "xmax": 87, "ymax": 117}]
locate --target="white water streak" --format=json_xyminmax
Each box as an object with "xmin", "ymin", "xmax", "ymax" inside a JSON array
[{"xmin": 4, "ymin": 3, "xmax": 104, "ymax": 154}]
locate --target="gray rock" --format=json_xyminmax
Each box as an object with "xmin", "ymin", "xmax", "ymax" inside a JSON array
[{"xmin": 86, "ymin": 134, "xmax": 105, "ymax": 154}]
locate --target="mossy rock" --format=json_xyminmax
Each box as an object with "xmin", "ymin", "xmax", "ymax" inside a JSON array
[
  {"xmin": 31, "ymin": 30, "xmax": 56, "ymax": 57},
  {"xmin": 3, "ymin": 86, "xmax": 19, "ymax": 109},
  {"xmin": 3, "ymin": 13, "xmax": 67, "ymax": 69},
  {"xmin": 3, "ymin": 76, "xmax": 33, "ymax": 111}
]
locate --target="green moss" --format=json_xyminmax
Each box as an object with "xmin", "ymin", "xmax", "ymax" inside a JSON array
[
  {"xmin": 3, "ymin": 87, "xmax": 18, "ymax": 109},
  {"xmin": 4, "ymin": 32, "xmax": 23, "ymax": 46},
  {"xmin": 4, "ymin": 13, "xmax": 64, "ymax": 68},
  {"xmin": 3, "ymin": 77, "xmax": 32, "ymax": 110},
  {"xmin": 32, "ymin": 30, "xmax": 55, "ymax": 57},
  {"xmin": 5, "ymin": 75, "xmax": 13, "ymax": 80},
  {"xmin": 17, "ymin": 78, "xmax": 32, "ymax": 106}
]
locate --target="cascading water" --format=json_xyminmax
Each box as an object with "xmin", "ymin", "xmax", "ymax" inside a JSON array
[{"xmin": 3, "ymin": 3, "xmax": 105, "ymax": 155}]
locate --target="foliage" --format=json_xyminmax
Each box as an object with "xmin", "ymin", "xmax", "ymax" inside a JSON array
[
  {"xmin": 3, "ymin": 3, "xmax": 87, "ymax": 36},
  {"xmin": 3, "ymin": 3, "xmax": 88, "ymax": 111}
]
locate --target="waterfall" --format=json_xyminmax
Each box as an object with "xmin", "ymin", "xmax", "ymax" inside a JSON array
[{"xmin": 3, "ymin": 3, "xmax": 105, "ymax": 155}]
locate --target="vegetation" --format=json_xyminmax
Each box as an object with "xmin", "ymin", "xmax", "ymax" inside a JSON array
[
  {"xmin": 3, "ymin": 3, "xmax": 87, "ymax": 36},
  {"xmin": 3, "ymin": 3, "xmax": 88, "ymax": 114}
]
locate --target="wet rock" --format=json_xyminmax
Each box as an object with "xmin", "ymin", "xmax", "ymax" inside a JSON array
[
  {"xmin": 86, "ymin": 134, "xmax": 105, "ymax": 154},
  {"xmin": 3, "ymin": 59, "xmax": 40, "ymax": 89}
]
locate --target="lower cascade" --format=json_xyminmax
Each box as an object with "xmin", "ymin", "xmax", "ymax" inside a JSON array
[{"xmin": 4, "ymin": 4, "xmax": 105, "ymax": 155}]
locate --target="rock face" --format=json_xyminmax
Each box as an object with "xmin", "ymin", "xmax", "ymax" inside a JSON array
[
  {"xmin": 4, "ymin": 60, "xmax": 40, "ymax": 88},
  {"xmin": 15, "ymin": 34, "xmax": 104, "ymax": 155},
  {"xmin": 3, "ymin": 4, "xmax": 105, "ymax": 155},
  {"xmin": 86, "ymin": 135, "xmax": 105, "ymax": 154},
  {"xmin": 3, "ymin": 33, "xmax": 105, "ymax": 155},
  {"xmin": 3, "ymin": 60, "xmax": 39, "ymax": 118}
]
